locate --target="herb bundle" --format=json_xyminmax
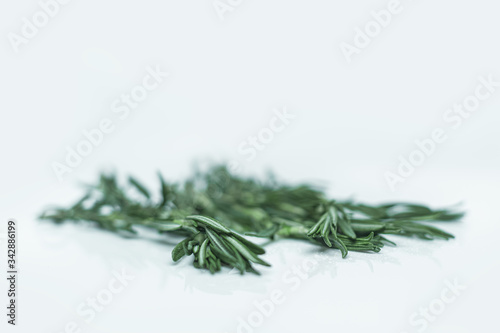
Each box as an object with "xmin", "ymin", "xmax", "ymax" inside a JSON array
[{"xmin": 40, "ymin": 165, "xmax": 463, "ymax": 275}]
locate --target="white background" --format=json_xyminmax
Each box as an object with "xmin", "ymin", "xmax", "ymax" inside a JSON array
[{"xmin": 1, "ymin": 1, "xmax": 499, "ymax": 332}]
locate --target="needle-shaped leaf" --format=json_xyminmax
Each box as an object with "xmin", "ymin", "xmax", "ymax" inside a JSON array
[
  {"xmin": 129, "ymin": 176, "xmax": 150, "ymax": 199},
  {"xmin": 245, "ymin": 223, "xmax": 280, "ymax": 239},
  {"xmin": 230, "ymin": 232, "xmax": 266, "ymax": 255},
  {"xmin": 198, "ymin": 238, "xmax": 209, "ymax": 268},
  {"xmin": 225, "ymin": 236, "xmax": 270, "ymax": 267},
  {"xmin": 205, "ymin": 228, "xmax": 235, "ymax": 259},
  {"xmin": 187, "ymin": 215, "xmax": 232, "ymax": 234},
  {"xmin": 172, "ymin": 239, "xmax": 190, "ymax": 262},
  {"xmin": 157, "ymin": 172, "xmax": 170, "ymax": 208}
]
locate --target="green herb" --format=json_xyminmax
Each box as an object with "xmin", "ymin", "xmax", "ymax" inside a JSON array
[{"xmin": 40, "ymin": 165, "xmax": 464, "ymax": 274}]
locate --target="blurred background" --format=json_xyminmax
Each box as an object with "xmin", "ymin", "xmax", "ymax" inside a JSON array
[{"xmin": 1, "ymin": 1, "xmax": 499, "ymax": 332}]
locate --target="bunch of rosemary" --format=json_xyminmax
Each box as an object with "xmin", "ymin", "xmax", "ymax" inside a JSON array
[{"xmin": 40, "ymin": 165, "xmax": 463, "ymax": 275}]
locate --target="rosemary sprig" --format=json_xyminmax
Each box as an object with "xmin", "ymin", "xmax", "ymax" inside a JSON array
[
  {"xmin": 171, "ymin": 215, "xmax": 270, "ymax": 274},
  {"xmin": 40, "ymin": 165, "xmax": 464, "ymax": 274}
]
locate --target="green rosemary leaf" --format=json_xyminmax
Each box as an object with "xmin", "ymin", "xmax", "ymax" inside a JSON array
[
  {"xmin": 225, "ymin": 236, "xmax": 270, "ymax": 267},
  {"xmin": 128, "ymin": 176, "xmax": 151, "ymax": 199},
  {"xmin": 187, "ymin": 215, "xmax": 232, "ymax": 234},
  {"xmin": 230, "ymin": 233, "xmax": 266, "ymax": 255},
  {"xmin": 434, "ymin": 211, "xmax": 465, "ymax": 221},
  {"xmin": 307, "ymin": 216, "xmax": 324, "ymax": 236},
  {"xmin": 205, "ymin": 228, "xmax": 235, "ymax": 260},
  {"xmin": 331, "ymin": 238, "xmax": 348, "ymax": 258},
  {"xmin": 145, "ymin": 221, "xmax": 182, "ymax": 232},
  {"xmin": 209, "ymin": 243, "xmax": 238, "ymax": 267},
  {"xmin": 321, "ymin": 218, "xmax": 333, "ymax": 247},
  {"xmin": 344, "ymin": 203, "xmax": 387, "ymax": 219},
  {"xmin": 198, "ymin": 238, "xmax": 209, "ymax": 268},
  {"xmin": 337, "ymin": 215, "xmax": 356, "ymax": 239},
  {"xmin": 172, "ymin": 239, "xmax": 190, "ymax": 262},
  {"xmin": 245, "ymin": 223, "xmax": 280, "ymax": 239},
  {"xmin": 229, "ymin": 246, "xmax": 248, "ymax": 274},
  {"xmin": 327, "ymin": 206, "xmax": 338, "ymax": 229},
  {"xmin": 157, "ymin": 172, "xmax": 170, "ymax": 208},
  {"xmin": 350, "ymin": 219, "xmax": 387, "ymax": 235},
  {"xmin": 376, "ymin": 235, "xmax": 396, "ymax": 246}
]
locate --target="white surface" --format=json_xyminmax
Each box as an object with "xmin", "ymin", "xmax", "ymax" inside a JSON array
[{"xmin": 1, "ymin": 1, "xmax": 499, "ymax": 332}]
